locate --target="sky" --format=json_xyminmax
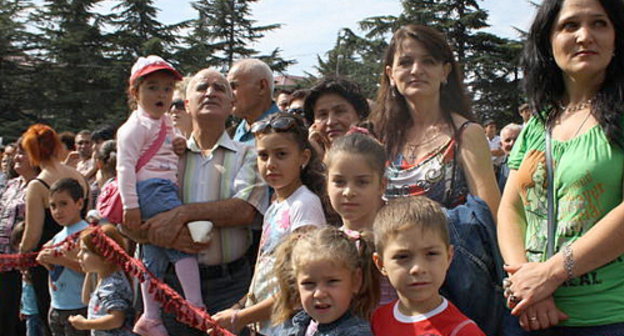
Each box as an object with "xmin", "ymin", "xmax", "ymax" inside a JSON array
[{"xmin": 95, "ymin": 0, "xmax": 538, "ymax": 76}]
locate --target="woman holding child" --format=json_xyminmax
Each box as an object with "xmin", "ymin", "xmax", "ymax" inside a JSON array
[
  {"xmin": 369, "ymin": 24, "xmax": 504, "ymax": 335},
  {"xmin": 498, "ymin": 0, "xmax": 624, "ymax": 333}
]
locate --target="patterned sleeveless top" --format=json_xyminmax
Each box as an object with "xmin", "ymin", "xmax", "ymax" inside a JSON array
[{"xmin": 384, "ymin": 122, "xmax": 471, "ymax": 208}]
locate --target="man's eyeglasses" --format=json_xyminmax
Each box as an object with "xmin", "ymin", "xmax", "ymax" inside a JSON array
[
  {"xmin": 170, "ymin": 99, "xmax": 185, "ymax": 110},
  {"xmin": 251, "ymin": 115, "xmax": 299, "ymax": 134}
]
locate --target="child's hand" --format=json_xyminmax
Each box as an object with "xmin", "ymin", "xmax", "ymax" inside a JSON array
[
  {"xmin": 68, "ymin": 314, "xmax": 88, "ymax": 330},
  {"xmin": 213, "ymin": 308, "xmax": 242, "ymax": 333},
  {"xmin": 123, "ymin": 208, "xmax": 142, "ymax": 230},
  {"xmin": 172, "ymin": 136, "xmax": 187, "ymax": 156},
  {"xmin": 61, "ymin": 240, "xmax": 79, "ymax": 262},
  {"xmin": 36, "ymin": 248, "xmax": 55, "ymax": 270}
]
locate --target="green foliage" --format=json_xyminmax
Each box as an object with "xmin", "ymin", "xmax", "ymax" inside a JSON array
[
  {"xmin": 0, "ymin": 0, "xmax": 291, "ymax": 142},
  {"xmin": 315, "ymin": 0, "xmax": 526, "ymax": 125},
  {"xmin": 181, "ymin": 0, "xmax": 293, "ymax": 73}
]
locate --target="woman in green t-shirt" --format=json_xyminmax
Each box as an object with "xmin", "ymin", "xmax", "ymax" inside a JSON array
[{"xmin": 498, "ymin": 0, "xmax": 624, "ymax": 334}]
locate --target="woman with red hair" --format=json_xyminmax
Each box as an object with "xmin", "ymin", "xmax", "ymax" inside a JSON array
[{"xmin": 18, "ymin": 124, "xmax": 88, "ymax": 333}]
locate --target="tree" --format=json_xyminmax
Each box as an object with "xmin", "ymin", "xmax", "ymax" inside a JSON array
[
  {"xmin": 27, "ymin": 0, "xmax": 117, "ymax": 131},
  {"xmin": 106, "ymin": 0, "xmax": 184, "ymax": 122},
  {"xmin": 188, "ymin": 0, "xmax": 293, "ymax": 71},
  {"xmin": 317, "ymin": 0, "xmax": 525, "ymax": 123},
  {"xmin": 0, "ymin": 0, "xmax": 38, "ymax": 142},
  {"xmin": 314, "ymin": 28, "xmax": 386, "ymax": 98}
]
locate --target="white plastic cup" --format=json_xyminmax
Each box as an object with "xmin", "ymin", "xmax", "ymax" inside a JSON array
[{"xmin": 187, "ymin": 220, "xmax": 213, "ymax": 243}]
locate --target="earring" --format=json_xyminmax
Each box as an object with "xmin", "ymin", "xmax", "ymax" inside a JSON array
[
  {"xmin": 301, "ymin": 164, "xmax": 306, "ymax": 170},
  {"xmin": 442, "ymin": 78, "xmax": 448, "ymax": 85}
]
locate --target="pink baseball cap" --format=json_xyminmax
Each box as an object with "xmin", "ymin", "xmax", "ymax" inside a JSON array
[{"xmin": 130, "ymin": 55, "xmax": 183, "ymax": 84}]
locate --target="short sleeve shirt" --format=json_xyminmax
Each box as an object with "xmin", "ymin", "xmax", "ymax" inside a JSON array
[
  {"xmin": 88, "ymin": 271, "xmax": 134, "ymax": 336},
  {"xmin": 508, "ymin": 116, "xmax": 624, "ymax": 326}
]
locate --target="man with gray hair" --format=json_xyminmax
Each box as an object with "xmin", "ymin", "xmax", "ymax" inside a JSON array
[
  {"xmin": 498, "ymin": 123, "xmax": 522, "ymax": 191},
  {"xmin": 123, "ymin": 68, "xmax": 269, "ymax": 335},
  {"xmin": 227, "ymin": 59, "xmax": 280, "ymax": 145}
]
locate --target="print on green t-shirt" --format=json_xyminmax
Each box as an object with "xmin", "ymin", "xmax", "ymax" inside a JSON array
[{"xmin": 508, "ymin": 116, "xmax": 624, "ymax": 326}]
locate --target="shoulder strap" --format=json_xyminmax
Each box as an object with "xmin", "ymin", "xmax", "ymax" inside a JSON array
[
  {"xmin": 545, "ymin": 127, "xmax": 556, "ymax": 258},
  {"xmin": 445, "ymin": 121, "xmax": 472, "ymax": 206},
  {"xmin": 34, "ymin": 178, "xmax": 50, "ymax": 189},
  {"xmin": 135, "ymin": 118, "xmax": 167, "ymax": 172}
]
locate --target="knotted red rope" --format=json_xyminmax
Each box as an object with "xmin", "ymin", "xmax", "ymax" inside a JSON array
[
  {"xmin": 0, "ymin": 226, "xmax": 233, "ymax": 335},
  {"xmin": 88, "ymin": 226, "xmax": 233, "ymax": 335}
]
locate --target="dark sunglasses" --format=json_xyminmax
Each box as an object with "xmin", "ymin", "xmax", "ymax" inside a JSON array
[
  {"xmin": 286, "ymin": 108, "xmax": 305, "ymax": 115},
  {"xmin": 170, "ymin": 99, "xmax": 185, "ymax": 110},
  {"xmin": 251, "ymin": 115, "xmax": 299, "ymax": 134}
]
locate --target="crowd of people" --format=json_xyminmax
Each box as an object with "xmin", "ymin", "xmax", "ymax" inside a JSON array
[{"xmin": 1, "ymin": 0, "xmax": 624, "ymax": 335}]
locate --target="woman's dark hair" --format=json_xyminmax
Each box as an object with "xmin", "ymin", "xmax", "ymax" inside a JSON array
[
  {"xmin": 522, "ymin": 0, "xmax": 624, "ymax": 147},
  {"xmin": 58, "ymin": 131, "xmax": 76, "ymax": 151},
  {"xmin": 304, "ymin": 77, "xmax": 370, "ymax": 126},
  {"xmin": 91, "ymin": 125, "xmax": 116, "ymax": 144},
  {"xmin": 289, "ymin": 89, "xmax": 310, "ymax": 104},
  {"xmin": 370, "ymin": 24, "xmax": 473, "ymax": 158},
  {"xmin": 94, "ymin": 140, "xmax": 117, "ymax": 175}
]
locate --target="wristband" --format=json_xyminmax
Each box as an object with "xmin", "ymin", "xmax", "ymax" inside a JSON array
[{"xmin": 562, "ymin": 244, "xmax": 575, "ymax": 280}]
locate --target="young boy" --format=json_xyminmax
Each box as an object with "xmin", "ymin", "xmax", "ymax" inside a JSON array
[
  {"xmin": 371, "ymin": 196, "xmax": 485, "ymax": 336},
  {"xmin": 36, "ymin": 178, "xmax": 89, "ymax": 336}
]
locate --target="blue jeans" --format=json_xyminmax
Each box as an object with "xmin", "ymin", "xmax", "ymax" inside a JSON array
[
  {"xmin": 137, "ymin": 178, "xmax": 192, "ymax": 277},
  {"xmin": 162, "ymin": 257, "xmax": 252, "ymax": 335},
  {"xmin": 26, "ymin": 314, "xmax": 45, "ymax": 336}
]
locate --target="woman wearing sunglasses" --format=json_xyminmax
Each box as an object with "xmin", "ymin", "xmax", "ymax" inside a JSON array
[{"xmin": 168, "ymin": 76, "xmax": 192, "ymax": 139}]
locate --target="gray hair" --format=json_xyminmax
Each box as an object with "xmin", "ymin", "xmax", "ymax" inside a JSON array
[
  {"xmin": 231, "ymin": 58, "xmax": 274, "ymax": 94},
  {"xmin": 500, "ymin": 123, "xmax": 522, "ymax": 137}
]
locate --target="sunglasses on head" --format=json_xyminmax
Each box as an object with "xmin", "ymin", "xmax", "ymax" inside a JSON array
[
  {"xmin": 170, "ymin": 99, "xmax": 185, "ymax": 110},
  {"xmin": 251, "ymin": 115, "xmax": 299, "ymax": 134},
  {"xmin": 286, "ymin": 107, "xmax": 305, "ymax": 116}
]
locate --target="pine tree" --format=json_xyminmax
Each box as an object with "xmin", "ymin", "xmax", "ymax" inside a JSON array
[
  {"xmin": 104, "ymin": 0, "xmax": 184, "ymax": 122},
  {"xmin": 0, "ymin": 0, "xmax": 38, "ymax": 141},
  {"xmin": 318, "ymin": 0, "xmax": 524, "ymax": 122},
  {"xmin": 24, "ymin": 0, "xmax": 113, "ymax": 131},
  {"xmin": 189, "ymin": 0, "xmax": 292, "ymax": 71},
  {"xmin": 108, "ymin": 0, "xmax": 181, "ymax": 60},
  {"xmin": 315, "ymin": 28, "xmax": 386, "ymax": 98}
]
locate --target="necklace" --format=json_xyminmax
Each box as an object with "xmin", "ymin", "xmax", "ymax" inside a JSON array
[{"xmin": 559, "ymin": 98, "xmax": 593, "ymax": 114}]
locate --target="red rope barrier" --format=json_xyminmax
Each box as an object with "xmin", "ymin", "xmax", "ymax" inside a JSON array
[
  {"xmin": 89, "ymin": 227, "xmax": 233, "ymax": 336},
  {"xmin": 0, "ymin": 226, "xmax": 234, "ymax": 336},
  {"xmin": 0, "ymin": 230, "xmax": 82, "ymax": 272}
]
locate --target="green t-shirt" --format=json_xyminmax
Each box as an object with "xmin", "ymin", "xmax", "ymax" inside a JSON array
[{"xmin": 508, "ymin": 116, "xmax": 624, "ymax": 326}]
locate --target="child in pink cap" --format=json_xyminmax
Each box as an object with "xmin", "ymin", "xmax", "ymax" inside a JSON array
[{"xmin": 116, "ymin": 55, "xmax": 204, "ymax": 336}]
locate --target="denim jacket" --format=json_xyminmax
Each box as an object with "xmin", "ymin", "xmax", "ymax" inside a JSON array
[
  {"xmin": 270, "ymin": 310, "xmax": 373, "ymax": 336},
  {"xmin": 443, "ymin": 195, "xmax": 507, "ymax": 336}
]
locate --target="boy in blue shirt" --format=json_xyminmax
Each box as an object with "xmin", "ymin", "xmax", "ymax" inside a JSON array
[{"xmin": 36, "ymin": 178, "xmax": 89, "ymax": 336}]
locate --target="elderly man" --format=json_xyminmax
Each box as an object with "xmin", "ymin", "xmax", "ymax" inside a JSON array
[
  {"xmin": 497, "ymin": 123, "xmax": 522, "ymax": 191},
  {"xmin": 125, "ymin": 68, "xmax": 268, "ymax": 335},
  {"xmin": 227, "ymin": 59, "xmax": 279, "ymax": 145}
]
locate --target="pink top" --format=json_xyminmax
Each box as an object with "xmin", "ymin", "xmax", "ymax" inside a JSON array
[{"xmin": 116, "ymin": 108, "xmax": 179, "ymax": 209}]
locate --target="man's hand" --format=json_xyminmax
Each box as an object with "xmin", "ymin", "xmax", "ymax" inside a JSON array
[{"xmin": 123, "ymin": 208, "xmax": 142, "ymax": 230}]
